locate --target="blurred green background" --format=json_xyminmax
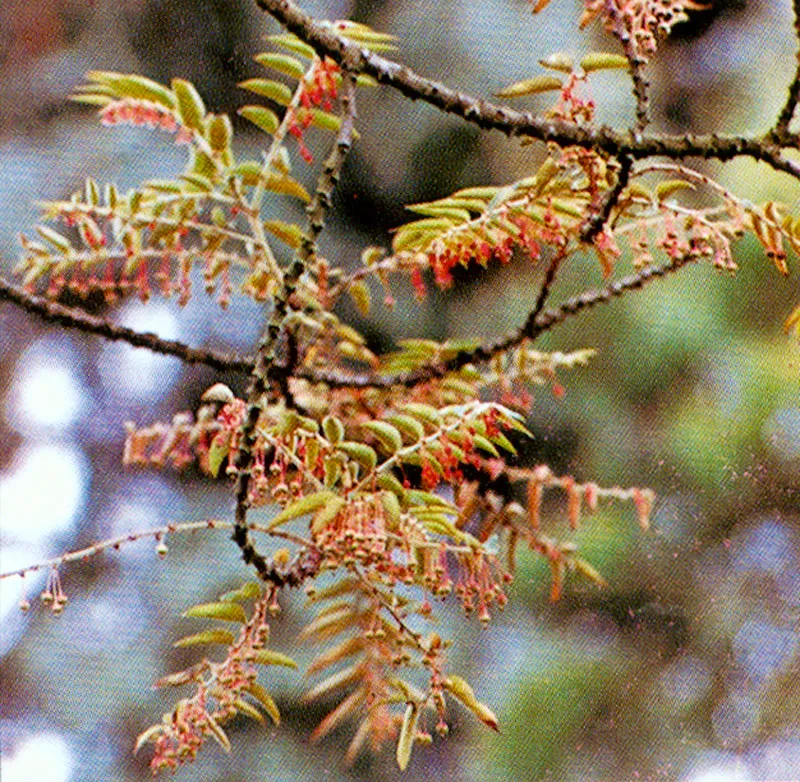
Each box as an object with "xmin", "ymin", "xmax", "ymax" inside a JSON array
[{"xmin": 1, "ymin": 1, "xmax": 799, "ymax": 780}]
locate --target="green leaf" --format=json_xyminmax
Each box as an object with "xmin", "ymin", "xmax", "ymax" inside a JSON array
[
  {"xmin": 234, "ymin": 698, "xmax": 265, "ymax": 724},
  {"xmin": 171, "ymin": 78, "xmax": 205, "ymax": 131},
  {"xmin": 238, "ymin": 78, "xmax": 293, "ymax": 105},
  {"xmin": 255, "ymin": 52, "xmax": 306, "ymax": 80},
  {"xmin": 252, "ymin": 650, "xmax": 299, "ymax": 669},
  {"xmin": 207, "ymin": 438, "xmax": 229, "ymax": 478},
  {"xmin": 655, "ymin": 180, "xmax": 696, "ymax": 202},
  {"xmin": 219, "ymin": 582, "xmax": 261, "ymax": 602},
  {"xmin": 472, "ymin": 433, "xmax": 500, "ymax": 457},
  {"xmin": 376, "ymin": 471, "xmax": 407, "ymax": 498},
  {"xmin": 180, "ymin": 172, "xmax": 213, "ymax": 192},
  {"xmin": 238, "ymin": 105, "xmax": 280, "ymax": 135},
  {"xmin": 262, "ymin": 173, "xmax": 311, "ymax": 202},
  {"xmin": 538, "ymin": 53, "xmax": 574, "ymax": 73},
  {"xmin": 570, "ymin": 555, "xmax": 608, "ymax": 587},
  {"xmin": 322, "ymin": 415, "xmax": 345, "ymax": 444},
  {"xmin": 399, "ymin": 403, "xmax": 442, "ymax": 429},
  {"xmin": 35, "ymin": 226, "xmax": 72, "ymax": 253},
  {"xmin": 267, "ymin": 490, "xmax": 340, "ymax": 530},
  {"xmin": 263, "ymin": 219, "xmax": 304, "ymax": 248},
  {"xmin": 85, "ymin": 71, "xmax": 175, "ymax": 108},
  {"xmin": 144, "ymin": 179, "xmax": 182, "ymax": 193},
  {"xmin": 247, "ymin": 683, "xmax": 281, "ymax": 725},
  {"xmin": 331, "ymin": 21, "xmax": 398, "ymax": 52},
  {"xmin": 337, "ymin": 441, "xmax": 378, "ymax": 471},
  {"xmin": 310, "ymin": 496, "xmax": 347, "ymax": 534},
  {"xmin": 406, "ymin": 204, "xmax": 472, "ymax": 222},
  {"xmin": 380, "ymin": 491, "xmax": 402, "ymax": 527},
  {"xmin": 405, "ymin": 490, "xmax": 456, "ymax": 509},
  {"xmin": 173, "ymin": 629, "xmax": 236, "ymax": 647},
  {"xmin": 385, "ymin": 414, "xmax": 425, "ymax": 443},
  {"xmin": 71, "ymin": 94, "xmax": 114, "ymax": 107},
  {"xmin": 443, "ymin": 675, "xmax": 499, "ymax": 731},
  {"xmin": 207, "ymin": 114, "xmax": 232, "ymax": 153},
  {"xmin": 495, "ymin": 75, "xmax": 563, "ymax": 98},
  {"xmin": 348, "ymin": 280, "xmax": 371, "ymax": 316},
  {"xmin": 265, "ymin": 34, "xmax": 317, "ymax": 60},
  {"xmin": 309, "ymin": 108, "xmax": 341, "ymax": 133},
  {"xmin": 229, "ymin": 160, "xmax": 263, "ymax": 186},
  {"xmin": 488, "ymin": 430, "xmax": 518, "ymax": 455},
  {"xmin": 183, "ymin": 602, "xmax": 247, "ymax": 623},
  {"xmin": 580, "ymin": 52, "xmax": 630, "ymax": 73},
  {"xmin": 396, "ymin": 702, "xmax": 420, "ymax": 771},
  {"xmin": 362, "ymin": 420, "xmax": 404, "ymax": 453},
  {"xmin": 206, "ymin": 714, "xmax": 232, "ymax": 752}
]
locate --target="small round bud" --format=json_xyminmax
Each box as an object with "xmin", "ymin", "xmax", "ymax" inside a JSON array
[{"xmin": 201, "ymin": 383, "xmax": 235, "ymax": 405}]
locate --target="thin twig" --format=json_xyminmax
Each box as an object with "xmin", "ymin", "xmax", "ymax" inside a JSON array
[
  {"xmin": 0, "ymin": 520, "xmax": 312, "ymax": 583},
  {"xmin": 231, "ymin": 65, "xmax": 359, "ymax": 582}
]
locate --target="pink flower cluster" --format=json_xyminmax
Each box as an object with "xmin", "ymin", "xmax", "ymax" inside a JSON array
[{"xmin": 100, "ymin": 99, "xmax": 194, "ymax": 144}]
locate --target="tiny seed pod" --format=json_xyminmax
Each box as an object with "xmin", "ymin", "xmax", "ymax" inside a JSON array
[{"xmin": 156, "ymin": 540, "xmax": 169, "ymax": 558}]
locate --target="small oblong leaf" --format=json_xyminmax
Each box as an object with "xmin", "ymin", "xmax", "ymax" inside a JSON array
[
  {"xmin": 348, "ymin": 280, "xmax": 371, "ymax": 316},
  {"xmin": 238, "ymin": 105, "xmax": 280, "ymax": 135},
  {"xmin": 255, "ymin": 52, "xmax": 306, "ymax": 80},
  {"xmin": 85, "ymin": 71, "xmax": 175, "ymax": 108},
  {"xmin": 252, "ymin": 649, "xmax": 299, "ymax": 668},
  {"xmin": 238, "ymin": 78, "xmax": 293, "ymax": 105},
  {"xmin": 219, "ymin": 582, "xmax": 261, "ymax": 603},
  {"xmin": 267, "ymin": 490, "xmax": 339, "ymax": 530},
  {"xmin": 399, "ymin": 403, "xmax": 442, "ymax": 429},
  {"xmin": 206, "ymin": 714, "xmax": 232, "ymax": 752},
  {"xmin": 310, "ymin": 496, "xmax": 346, "ymax": 534},
  {"xmin": 266, "ymin": 34, "xmax": 317, "ymax": 60},
  {"xmin": 538, "ymin": 53, "xmax": 574, "ymax": 73},
  {"xmin": 262, "ymin": 173, "xmax": 311, "ymax": 202},
  {"xmin": 362, "ymin": 420, "xmax": 404, "ymax": 453},
  {"xmin": 247, "ymin": 683, "xmax": 281, "ymax": 724},
  {"xmin": 579, "ymin": 52, "xmax": 631, "ymax": 73},
  {"xmin": 263, "ymin": 219, "xmax": 304, "ymax": 248},
  {"xmin": 183, "ymin": 602, "xmax": 247, "ymax": 623},
  {"xmin": 310, "ymin": 108, "xmax": 342, "ymax": 132},
  {"xmin": 443, "ymin": 675, "xmax": 499, "ymax": 731},
  {"xmin": 35, "ymin": 226, "xmax": 72, "ymax": 253},
  {"xmin": 495, "ymin": 75, "xmax": 563, "ymax": 98},
  {"xmin": 234, "ymin": 698, "xmax": 265, "ymax": 724},
  {"xmin": 655, "ymin": 180, "xmax": 696, "ymax": 202},
  {"xmin": 396, "ymin": 702, "xmax": 420, "ymax": 771},
  {"xmin": 207, "ymin": 113, "xmax": 233, "ymax": 153},
  {"xmin": 385, "ymin": 413, "xmax": 425, "ymax": 443},
  {"xmin": 337, "ymin": 441, "xmax": 378, "ymax": 471},
  {"xmin": 472, "ymin": 433, "xmax": 500, "ymax": 457},
  {"xmin": 171, "ymin": 78, "xmax": 205, "ymax": 132},
  {"xmin": 173, "ymin": 629, "xmax": 236, "ymax": 648}
]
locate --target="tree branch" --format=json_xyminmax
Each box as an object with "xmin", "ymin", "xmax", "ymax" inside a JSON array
[
  {"xmin": 297, "ymin": 255, "xmax": 695, "ymax": 389},
  {"xmin": 774, "ymin": 0, "xmax": 800, "ymax": 139},
  {"xmin": 231, "ymin": 65, "xmax": 359, "ymax": 582},
  {"xmin": 254, "ymin": 0, "xmax": 800, "ymax": 182},
  {"xmin": 0, "ymin": 277, "xmax": 251, "ymax": 373}
]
